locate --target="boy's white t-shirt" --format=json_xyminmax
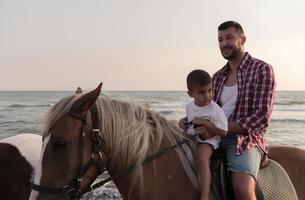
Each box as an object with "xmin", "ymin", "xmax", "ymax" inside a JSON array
[{"xmin": 186, "ymin": 100, "xmax": 228, "ymax": 149}]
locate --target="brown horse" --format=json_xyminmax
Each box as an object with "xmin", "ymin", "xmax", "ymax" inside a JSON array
[
  {"xmin": 268, "ymin": 146, "xmax": 305, "ymax": 200},
  {"xmin": 30, "ymin": 83, "xmax": 199, "ymax": 200},
  {"xmin": 29, "ymin": 83, "xmax": 305, "ymax": 200}
]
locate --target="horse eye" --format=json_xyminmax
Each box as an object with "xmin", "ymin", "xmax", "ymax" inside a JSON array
[{"xmin": 52, "ymin": 140, "xmax": 68, "ymax": 149}]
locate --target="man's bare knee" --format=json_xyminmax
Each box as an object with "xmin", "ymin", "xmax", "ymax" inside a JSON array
[
  {"xmin": 233, "ymin": 184, "xmax": 254, "ymax": 199},
  {"xmin": 231, "ymin": 172, "xmax": 256, "ymax": 200}
]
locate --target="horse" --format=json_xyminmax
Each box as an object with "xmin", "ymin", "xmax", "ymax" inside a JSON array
[
  {"xmin": 0, "ymin": 133, "xmax": 42, "ymax": 200},
  {"xmin": 29, "ymin": 83, "xmax": 305, "ymax": 200},
  {"xmin": 268, "ymin": 145, "xmax": 305, "ymax": 200}
]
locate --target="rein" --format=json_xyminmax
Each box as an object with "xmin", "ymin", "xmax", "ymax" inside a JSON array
[
  {"xmin": 89, "ymin": 132, "xmax": 192, "ymax": 191},
  {"xmin": 31, "ymin": 105, "xmax": 106, "ymax": 199},
  {"xmin": 32, "ymin": 104, "xmax": 192, "ymax": 199}
]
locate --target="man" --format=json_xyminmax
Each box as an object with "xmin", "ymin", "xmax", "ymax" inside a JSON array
[{"xmin": 194, "ymin": 21, "xmax": 276, "ymax": 199}]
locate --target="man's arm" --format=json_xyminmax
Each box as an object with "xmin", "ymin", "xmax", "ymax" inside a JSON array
[
  {"xmin": 193, "ymin": 117, "xmax": 247, "ymax": 136},
  {"xmin": 236, "ymin": 64, "xmax": 276, "ymax": 135},
  {"xmin": 228, "ymin": 122, "xmax": 247, "ymax": 135},
  {"xmin": 203, "ymin": 119, "xmax": 227, "ymax": 137},
  {"xmin": 192, "ymin": 117, "xmax": 227, "ymax": 138}
]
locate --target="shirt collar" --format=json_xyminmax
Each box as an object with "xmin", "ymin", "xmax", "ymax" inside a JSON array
[
  {"xmin": 221, "ymin": 52, "xmax": 251, "ymax": 75},
  {"xmin": 239, "ymin": 52, "xmax": 251, "ymax": 71}
]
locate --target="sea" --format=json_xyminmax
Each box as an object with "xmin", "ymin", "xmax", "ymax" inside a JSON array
[{"xmin": 1, "ymin": 90, "xmax": 305, "ymax": 199}]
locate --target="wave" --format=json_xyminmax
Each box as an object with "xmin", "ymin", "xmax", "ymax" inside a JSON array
[
  {"xmin": 0, "ymin": 120, "xmax": 28, "ymax": 125},
  {"xmin": 271, "ymin": 119, "xmax": 305, "ymax": 123},
  {"xmin": 8, "ymin": 104, "xmax": 52, "ymax": 108},
  {"xmin": 159, "ymin": 110, "xmax": 175, "ymax": 115},
  {"xmin": 0, "ymin": 109, "xmax": 12, "ymax": 112},
  {"xmin": 275, "ymin": 101, "xmax": 305, "ymax": 106},
  {"xmin": 9, "ymin": 104, "xmax": 27, "ymax": 108},
  {"xmin": 34, "ymin": 104, "xmax": 52, "ymax": 107}
]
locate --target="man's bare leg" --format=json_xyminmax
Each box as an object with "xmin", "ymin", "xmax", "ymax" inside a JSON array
[{"xmin": 232, "ymin": 172, "xmax": 256, "ymax": 200}]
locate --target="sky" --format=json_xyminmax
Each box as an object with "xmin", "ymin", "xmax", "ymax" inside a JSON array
[{"xmin": 1, "ymin": 0, "xmax": 305, "ymax": 91}]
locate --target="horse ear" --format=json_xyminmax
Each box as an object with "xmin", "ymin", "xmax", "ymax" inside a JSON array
[{"xmin": 70, "ymin": 83, "xmax": 102, "ymax": 114}]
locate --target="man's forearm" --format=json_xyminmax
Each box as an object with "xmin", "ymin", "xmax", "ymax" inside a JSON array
[
  {"xmin": 228, "ymin": 122, "xmax": 247, "ymax": 135},
  {"xmin": 197, "ymin": 120, "xmax": 227, "ymax": 137},
  {"xmin": 204, "ymin": 122, "xmax": 227, "ymax": 137}
]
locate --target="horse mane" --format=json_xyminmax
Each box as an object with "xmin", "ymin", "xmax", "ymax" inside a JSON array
[
  {"xmin": 43, "ymin": 93, "xmax": 188, "ymax": 192},
  {"xmin": 96, "ymin": 97, "xmax": 187, "ymax": 187}
]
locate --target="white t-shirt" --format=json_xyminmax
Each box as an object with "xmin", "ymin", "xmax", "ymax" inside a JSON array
[
  {"xmin": 219, "ymin": 84, "xmax": 238, "ymax": 119},
  {"xmin": 186, "ymin": 100, "xmax": 228, "ymax": 149}
]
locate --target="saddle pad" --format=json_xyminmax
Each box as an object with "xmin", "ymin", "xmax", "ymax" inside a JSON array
[
  {"xmin": 177, "ymin": 141, "xmax": 298, "ymax": 200},
  {"xmin": 257, "ymin": 159, "xmax": 298, "ymax": 200}
]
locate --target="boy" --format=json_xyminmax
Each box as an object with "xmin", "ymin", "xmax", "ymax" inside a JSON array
[{"xmin": 179, "ymin": 69, "xmax": 227, "ymax": 200}]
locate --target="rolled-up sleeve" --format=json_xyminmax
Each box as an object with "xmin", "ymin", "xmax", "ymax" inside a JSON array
[{"xmin": 236, "ymin": 64, "xmax": 276, "ymax": 134}]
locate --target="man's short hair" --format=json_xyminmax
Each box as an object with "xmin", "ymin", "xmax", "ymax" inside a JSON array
[
  {"xmin": 218, "ymin": 21, "xmax": 244, "ymax": 36},
  {"xmin": 187, "ymin": 69, "xmax": 211, "ymax": 90}
]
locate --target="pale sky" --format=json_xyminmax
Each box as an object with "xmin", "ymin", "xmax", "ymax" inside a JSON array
[{"xmin": 1, "ymin": 0, "xmax": 305, "ymax": 91}]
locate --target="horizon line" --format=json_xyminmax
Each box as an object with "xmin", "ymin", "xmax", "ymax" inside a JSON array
[{"xmin": 0, "ymin": 89, "xmax": 304, "ymax": 92}]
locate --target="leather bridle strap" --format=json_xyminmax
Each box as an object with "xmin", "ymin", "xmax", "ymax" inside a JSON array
[
  {"xmin": 31, "ymin": 183, "xmax": 63, "ymax": 194},
  {"xmin": 31, "ymin": 105, "xmax": 106, "ymax": 199},
  {"xmin": 88, "ymin": 134, "xmax": 195, "ymax": 191},
  {"xmin": 32, "ymin": 103, "xmax": 195, "ymax": 198}
]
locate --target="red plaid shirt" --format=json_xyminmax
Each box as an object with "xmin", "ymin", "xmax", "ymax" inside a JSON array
[{"xmin": 213, "ymin": 53, "xmax": 276, "ymax": 155}]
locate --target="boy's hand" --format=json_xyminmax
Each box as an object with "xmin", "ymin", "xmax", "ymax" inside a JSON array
[
  {"xmin": 178, "ymin": 117, "xmax": 188, "ymax": 130},
  {"xmin": 192, "ymin": 117, "xmax": 209, "ymax": 127},
  {"xmin": 192, "ymin": 117, "xmax": 214, "ymax": 139},
  {"xmin": 195, "ymin": 126, "xmax": 214, "ymax": 140}
]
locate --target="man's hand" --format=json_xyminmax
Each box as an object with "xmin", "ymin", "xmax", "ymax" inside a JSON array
[
  {"xmin": 192, "ymin": 117, "xmax": 215, "ymax": 139},
  {"xmin": 192, "ymin": 117, "xmax": 209, "ymax": 127},
  {"xmin": 228, "ymin": 122, "xmax": 247, "ymax": 135}
]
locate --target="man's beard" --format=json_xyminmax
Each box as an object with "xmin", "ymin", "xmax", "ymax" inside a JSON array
[{"xmin": 221, "ymin": 46, "xmax": 241, "ymax": 61}]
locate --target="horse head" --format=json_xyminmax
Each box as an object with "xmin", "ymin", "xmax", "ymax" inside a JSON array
[
  {"xmin": 30, "ymin": 83, "xmax": 200, "ymax": 200},
  {"xmin": 30, "ymin": 83, "xmax": 108, "ymax": 200}
]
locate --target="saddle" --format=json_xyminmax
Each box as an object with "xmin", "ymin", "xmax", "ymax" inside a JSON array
[
  {"xmin": 176, "ymin": 140, "xmax": 298, "ymax": 200},
  {"xmin": 210, "ymin": 148, "xmax": 265, "ymax": 200}
]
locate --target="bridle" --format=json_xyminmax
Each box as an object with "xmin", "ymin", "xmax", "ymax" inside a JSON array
[
  {"xmin": 32, "ymin": 104, "xmax": 107, "ymax": 199},
  {"xmin": 32, "ymin": 103, "xmax": 192, "ymax": 200}
]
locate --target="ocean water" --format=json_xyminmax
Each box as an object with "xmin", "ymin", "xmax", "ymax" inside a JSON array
[
  {"xmin": 1, "ymin": 90, "xmax": 305, "ymax": 147},
  {"xmin": 1, "ymin": 90, "xmax": 305, "ymax": 199}
]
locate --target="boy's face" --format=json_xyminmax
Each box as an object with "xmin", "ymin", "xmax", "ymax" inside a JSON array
[{"xmin": 188, "ymin": 82, "xmax": 213, "ymax": 107}]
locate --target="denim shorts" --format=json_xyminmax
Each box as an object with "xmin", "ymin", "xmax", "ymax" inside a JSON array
[{"xmin": 220, "ymin": 134, "xmax": 263, "ymax": 179}]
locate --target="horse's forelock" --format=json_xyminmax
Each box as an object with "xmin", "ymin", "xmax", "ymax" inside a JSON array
[{"xmin": 43, "ymin": 95, "xmax": 82, "ymax": 137}]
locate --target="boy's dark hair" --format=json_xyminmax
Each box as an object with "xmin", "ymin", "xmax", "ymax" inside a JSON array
[
  {"xmin": 218, "ymin": 21, "xmax": 244, "ymax": 36},
  {"xmin": 187, "ymin": 69, "xmax": 211, "ymax": 90}
]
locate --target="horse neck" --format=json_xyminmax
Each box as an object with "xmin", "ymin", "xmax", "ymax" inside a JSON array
[
  {"xmin": 107, "ymin": 138, "xmax": 199, "ymax": 200},
  {"xmin": 97, "ymin": 99, "xmax": 199, "ymax": 199},
  {"xmin": 97, "ymin": 99, "xmax": 161, "ymax": 170}
]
